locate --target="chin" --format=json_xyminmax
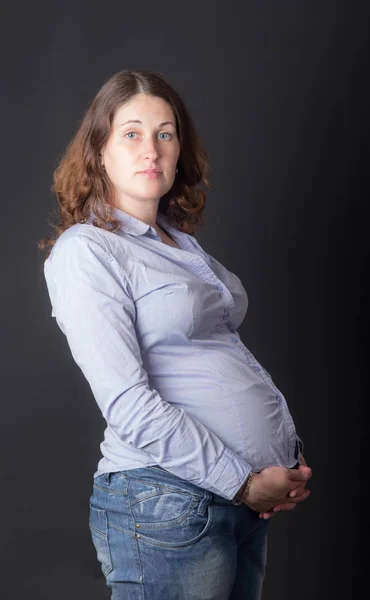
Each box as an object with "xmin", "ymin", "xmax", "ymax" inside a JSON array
[{"xmin": 136, "ymin": 184, "xmax": 170, "ymax": 198}]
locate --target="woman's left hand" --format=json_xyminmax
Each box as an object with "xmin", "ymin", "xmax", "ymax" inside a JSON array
[{"xmin": 258, "ymin": 454, "xmax": 312, "ymax": 519}]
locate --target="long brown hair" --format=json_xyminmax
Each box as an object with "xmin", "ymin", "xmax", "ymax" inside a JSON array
[{"xmin": 38, "ymin": 69, "xmax": 213, "ymax": 259}]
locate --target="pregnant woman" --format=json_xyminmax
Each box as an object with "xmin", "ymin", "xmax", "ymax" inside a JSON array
[{"xmin": 40, "ymin": 69, "xmax": 312, "ymax": 600}]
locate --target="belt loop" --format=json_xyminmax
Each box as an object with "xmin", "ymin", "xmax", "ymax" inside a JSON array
[
  {"xmin": 197, "ymin": 490, "xmax": 212, "ymax": 516},
  {"xmin": 104, "ymin": 472, "xmax": 111, "ymax": 485}
]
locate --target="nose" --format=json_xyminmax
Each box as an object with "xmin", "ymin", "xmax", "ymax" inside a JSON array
[{"xmin": 142, "ymin": 135, "xmax": 160, "ymax": 161}]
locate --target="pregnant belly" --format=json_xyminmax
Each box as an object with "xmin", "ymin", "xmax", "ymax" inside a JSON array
[{"xmin": 150, "ymin": 364, "xmax": 297, "ymax": 471}]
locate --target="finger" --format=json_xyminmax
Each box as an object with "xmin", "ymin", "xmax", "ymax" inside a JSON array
[
  {"xmin": 289, "ymin": 484, "xmax": 305, "ymax": 498},
  {"xmin": 297, "ymin": 464, "xmax": 311, "ymax": 475},
  {"xmin": 288, "ymin": 469, "xmax": 312, "ymax": 484},
  {"xmin": 279, "ymin": 488, "xmax": 311, "ymax": 505},
  {"xmin": 289, "ymin": 466, "xmax": 312, "ymax": 478},
  {"xmin": 259, "ymin": 488, "xmax": 312, "ymax": 518},
  {"xmin": 286, "ymin": 489, "xmax": 311, "ymax": 504},
  {"xmin": 259, "ymin": 502, "xmax": 297, "ymax": 519},
  {"xmin": 273, "ymin": 502, "xmax": 297, "ymax": 513}
]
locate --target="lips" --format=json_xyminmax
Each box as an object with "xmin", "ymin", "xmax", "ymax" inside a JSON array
[{"xmin": 138, "ymin": 169, "xmax": 162, "ymax": 174}]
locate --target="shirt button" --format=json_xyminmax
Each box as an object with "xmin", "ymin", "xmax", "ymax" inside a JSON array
[
  {"xmin": 231, "ymin": 336, "xmax": 239, "ymax": 343},
  {"xmin": 136, "ymin": 533, "xmax": 141, "ymax": 539}
]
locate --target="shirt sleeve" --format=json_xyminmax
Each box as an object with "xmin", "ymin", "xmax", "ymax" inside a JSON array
[{"xmin": 44, "ymin": 232, "xmax": 253, "ymax": 499}]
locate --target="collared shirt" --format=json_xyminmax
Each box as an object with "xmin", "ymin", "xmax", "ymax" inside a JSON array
[{"xmin": 43, "ymin": 205, "xmax": 302, "ymax": 500}]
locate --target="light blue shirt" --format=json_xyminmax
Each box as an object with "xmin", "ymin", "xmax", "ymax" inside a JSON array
[{"xmin": 43, "ymin": 206, "xmax": 302, "ymax": 500}]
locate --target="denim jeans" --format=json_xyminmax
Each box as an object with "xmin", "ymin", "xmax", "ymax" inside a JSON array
[{"xmin": 88, "ymin": 466, "xmax": 269, "ymax": 599}]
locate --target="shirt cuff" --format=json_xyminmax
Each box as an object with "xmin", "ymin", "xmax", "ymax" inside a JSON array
[{"xmin": 202, "ymin": 447, "xmax": 253, "ymax": 500}]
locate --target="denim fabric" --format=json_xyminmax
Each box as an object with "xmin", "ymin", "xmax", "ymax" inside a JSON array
[{"xmin": 88, "ymin": 466, "xmax": 269, "ymax": 599}]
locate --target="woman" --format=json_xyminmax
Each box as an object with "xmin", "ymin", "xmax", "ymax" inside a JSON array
[{"xmin": 39, "ymin": 69, "xmax": 312, "ymax": 599}]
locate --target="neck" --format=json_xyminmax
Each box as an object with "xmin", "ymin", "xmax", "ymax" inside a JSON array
[{"xmin": 113, "ymin": 197, "xmax": 160, "ymax": 228}]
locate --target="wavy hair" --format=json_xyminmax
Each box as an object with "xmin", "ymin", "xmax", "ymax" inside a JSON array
[{"xmin": 38, "ymin": 69, "xmax": 213, "ymax": 259}]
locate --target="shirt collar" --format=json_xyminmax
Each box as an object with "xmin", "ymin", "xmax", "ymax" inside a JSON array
[{"xmin": 88, "ymin": 204, "xmax": 175, "ymax": 237}]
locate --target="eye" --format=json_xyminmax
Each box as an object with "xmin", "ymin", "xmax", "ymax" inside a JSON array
[
  {"xmin": 125, "ymin": 131, "xmax": 138, "ymax": 139},
  {"xmin": 158, "ymin": 132, "xmax": 172, "ymax": 140}
]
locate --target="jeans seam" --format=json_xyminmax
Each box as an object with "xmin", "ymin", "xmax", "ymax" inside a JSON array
[
  {"xmin": 125, "ymin": 475, "xmax": 202, "ymax": 499},
  {"xmin": 106, "ymin": 521, "xmax": 136, "ymax": 538},
  {"xmin": 127, "ymin": 479, "xmax": 145, "ymax": 589},
  {"xmin": 133, "ymin": 505, "xmax": 214, "ymax": 549},
  {"xmin": 131, "ymin": 497, "xmax": 198, "ymax": 531},
  {"xmin": 93, "ymin": 482, "xmax": 127, "ymax": 495},
  {"xmin": 89, "ymin": 523, "xmax": 107, "ymax": 540}
]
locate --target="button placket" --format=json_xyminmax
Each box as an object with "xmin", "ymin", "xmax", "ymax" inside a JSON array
[
  {"xmin": 185, "ymin": 257, "xmax": 245, "ymax": 345},
  {"xmin": 211, "ymin": 284, "xmax": 233, "ymax": 332},
  {"xmin": 165, "ymin": 252, "xmax": 236, "ymax": 333},
  {"xmin": 238, "ymin": 342, "xmax": 283, "ymax": 402},
  {"xmin": 180, "ymin": 247, "xmax": 287, "ymax": 407}
]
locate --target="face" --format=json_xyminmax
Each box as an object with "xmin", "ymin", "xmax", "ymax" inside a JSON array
[{"xmin": 101, "ymin": 93, "xmax": 180, "ymax": 209}]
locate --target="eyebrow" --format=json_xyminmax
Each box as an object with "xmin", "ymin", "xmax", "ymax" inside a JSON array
[{"xmin": 118, "ymin": 119, "xmax": 176, "ymax": 128}]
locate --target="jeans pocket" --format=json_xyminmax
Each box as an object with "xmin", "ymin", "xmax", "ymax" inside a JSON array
[
  {"xmin": 127, "ymin": 476, "xmax": 213, "ymax": 548},
  {"xmin": 89, "ymin": 504, "xmax": 113, "ymax": 577}
]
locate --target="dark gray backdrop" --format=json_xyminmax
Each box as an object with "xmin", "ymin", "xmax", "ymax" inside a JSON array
[{"xmin": 1, "ymin": 1, "xmax": 367, "ymax": 598}]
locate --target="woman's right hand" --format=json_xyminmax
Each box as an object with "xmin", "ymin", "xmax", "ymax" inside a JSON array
[
  {"xmin": 243, "ymin": 465, "xmax": 312, "ymax": 513},
  {"xmin": 257, "ymin": 455, "xmax": 312, "ymax": 519}
]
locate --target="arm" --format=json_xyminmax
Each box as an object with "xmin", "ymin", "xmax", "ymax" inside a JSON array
[{"xmin": 44, "ymin": 232, "xmax": 253, "ymax": 500}]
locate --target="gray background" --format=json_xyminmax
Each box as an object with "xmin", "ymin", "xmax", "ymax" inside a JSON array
[{"xmin": 1, "ymin": 1, "xmax": 367, "ymax": 598}]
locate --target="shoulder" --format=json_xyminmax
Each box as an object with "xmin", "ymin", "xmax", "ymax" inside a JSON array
[
  {"xmin": 43, "ymin": 224, "xmax": 134, "ymax": 301},
  {"xmin": 44, "ymin": 224, "xmax": 126, "ymax": 285},
  {"xmin": 45, "ymin": 222, "xmax": 134, "ymax": 267},
  {"xmin": 49, "ymin": 223, "xmax": 109, "ymax": 258}
]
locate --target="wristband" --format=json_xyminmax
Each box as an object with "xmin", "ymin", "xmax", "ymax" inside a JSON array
[{"xmin": 232, "ymin": 472, "xmax": 253, "ymax": 506}]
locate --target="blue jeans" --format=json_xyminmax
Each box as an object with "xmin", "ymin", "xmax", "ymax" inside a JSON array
[{"xmin": 88, "ymin": 466, "xmax": 269, "ymax": 599}]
